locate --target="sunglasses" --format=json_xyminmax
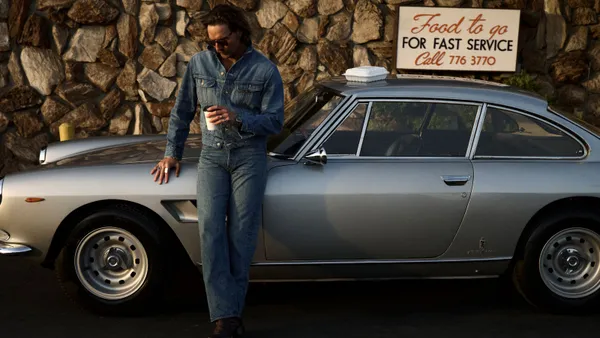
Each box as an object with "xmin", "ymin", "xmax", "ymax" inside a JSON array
[{"xmin": 207, "ymin": 32, "xmax": 233, "ymax": 47}]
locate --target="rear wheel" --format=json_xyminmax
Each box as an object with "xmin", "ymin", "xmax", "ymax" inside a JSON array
[
  {"xmin": 513, "ymin": 211, "xmax": 600, "ymax": 313},
  {"xmin": 55, "ymin": 204, "xmax": 170, "ymax": 316}
]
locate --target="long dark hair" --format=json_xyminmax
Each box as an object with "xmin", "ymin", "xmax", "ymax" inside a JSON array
[{"xmin": 201, "ymin": 4, "xmax": 252, "ymax": 46}]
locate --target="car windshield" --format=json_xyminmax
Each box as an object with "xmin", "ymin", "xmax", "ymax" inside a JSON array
[
  {"xmin": 549, "ymin": 105, "xmax": 600, "ymax": 138},
  {"xmin": 267, "ymin": 86, "xmax": 345, "ymax": 156}
]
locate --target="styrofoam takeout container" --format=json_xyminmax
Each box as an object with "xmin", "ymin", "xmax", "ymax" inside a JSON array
[{"xmin": 342, "ymin": 66, "xmax": 389, "ymax": 82}]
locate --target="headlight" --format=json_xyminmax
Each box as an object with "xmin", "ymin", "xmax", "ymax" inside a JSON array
[{"xmin": 39, "ymin": 146, "xmax": 47, "ymax": 164}]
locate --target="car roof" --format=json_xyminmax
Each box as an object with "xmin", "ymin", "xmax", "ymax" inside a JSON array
[{"xmin": 318, "ymin": 74, "xmax": 549, "ymax": 114}]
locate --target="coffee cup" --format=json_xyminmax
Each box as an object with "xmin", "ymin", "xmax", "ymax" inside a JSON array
[{"xmin": 203, "ymin": 106, "xmax": 216, "ymax": 131}]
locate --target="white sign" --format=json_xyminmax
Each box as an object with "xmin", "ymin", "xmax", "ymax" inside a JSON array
[{"xmin": 394, "ymin": 7, "xmax": 521, "ymax": 72}]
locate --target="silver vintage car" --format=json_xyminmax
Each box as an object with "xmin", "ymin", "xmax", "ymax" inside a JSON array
[{"xmin": 2, "ymin": 72, "xmax": 600, "ymax": 315}]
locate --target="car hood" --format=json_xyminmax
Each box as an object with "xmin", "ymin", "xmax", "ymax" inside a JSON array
[{"xmin": 42, "ymin": 135, "xmax": 204, "ymax": 169}]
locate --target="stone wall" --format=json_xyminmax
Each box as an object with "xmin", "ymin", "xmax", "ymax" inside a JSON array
[{"xmin": 0, "ymin": 0, "xmax": 599, "ymax": 176}]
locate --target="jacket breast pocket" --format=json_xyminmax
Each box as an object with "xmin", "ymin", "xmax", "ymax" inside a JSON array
[
  {"xmin": 194, "ymin": 75, "xmax": 218, "ymax": 106},
  {"xmin": 232, "ymin": 82, "xmax": 263, "ymax": 109}
]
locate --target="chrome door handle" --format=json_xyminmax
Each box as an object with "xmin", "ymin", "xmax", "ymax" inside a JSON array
[{"xmin": 441, "ymin": 175, "xmax": 471, "ymax": 186}]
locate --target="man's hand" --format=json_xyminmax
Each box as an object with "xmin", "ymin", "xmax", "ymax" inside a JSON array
[
  {"xmin": 205, "ymin": 105, "xmax": 237, "ymax": 126},
  {"xmin": 151, "ymin": 157, "xmax": 180, "ymax": 184}
]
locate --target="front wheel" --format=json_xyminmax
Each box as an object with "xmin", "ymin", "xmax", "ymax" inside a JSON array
[
  {"xmin": 55, "ymin": 205, "xmax": 170, "ymax": 316},
  {"xmin": 513, "ymin": 212, "xmax": 600, "ymax": 314}
]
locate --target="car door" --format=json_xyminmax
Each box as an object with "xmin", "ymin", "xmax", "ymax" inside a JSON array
[{"xmin": 262, "ymin": 99, "xmax": 482, "ymax": 261}]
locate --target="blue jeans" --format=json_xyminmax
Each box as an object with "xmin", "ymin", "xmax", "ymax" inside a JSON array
[{"xmin": 197, "ymin": 143, "xmax": 268, "ymax": 322}]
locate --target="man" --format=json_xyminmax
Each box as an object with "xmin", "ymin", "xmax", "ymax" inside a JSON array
[{"xmin": 150, "ymin": 4, "xmax": 284, "ymax": 337}]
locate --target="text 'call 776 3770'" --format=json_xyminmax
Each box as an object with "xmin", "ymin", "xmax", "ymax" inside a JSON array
[{"xmin": 395, "ymin": 7, "xmax": 520, "ymax": 72}]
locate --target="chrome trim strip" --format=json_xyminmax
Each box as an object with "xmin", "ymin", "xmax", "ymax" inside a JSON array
[
  {"xmin": 250, "ymin": 276, "xmax": 500, "ymax": 282},
  {"xmin": 356, "ymin": 101, "xmax": 373, "ymax": 156},
  {"xmin": 250, "ymin": 256, "xmax": 511, "ymax": 266},
  {"xmin": 358, "ymin": 98, "xmax": 484, "ymax": 106},
  {"xmin": 467, "ymin": 103, "xmax": 487, "ymax": 160},
  {"xmin": 472, "ymin": 104, "xmax": 588, "ymax": 161},
  {"xmin": 314, "ymin": 156, "xmax": 471, "ymax": 161},
  {"xmin": 0, "ymin": 242, "xmax": 33, "ymax": 255},
  {"xmin": 194, "ymin": 256, "xmax": 512, "ymax": 267},
  {"xmin": 473, "ymin": 155, "xmax": 587, "ymax": 160}
]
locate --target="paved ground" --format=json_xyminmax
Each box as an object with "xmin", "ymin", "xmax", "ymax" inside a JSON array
[{"xmin": 2, "ymin": 256, "xmax": 599, "ymax": 338}]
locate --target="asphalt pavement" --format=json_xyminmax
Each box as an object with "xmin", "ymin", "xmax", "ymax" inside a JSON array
[{"xmin": 1, "ymin": 256, "xmax": 599, "ymax": 337}]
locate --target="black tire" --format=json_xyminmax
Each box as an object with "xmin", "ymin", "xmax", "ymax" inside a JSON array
[
  {"xmin": 512, "ymin": 209, "xmax": 600, "ymax": 314},
  {"xmin": 55, "ymin": 204, "xmax": 171, "ymax": 316}
]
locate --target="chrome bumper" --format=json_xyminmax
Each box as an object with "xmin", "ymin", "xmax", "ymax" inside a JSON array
[{"xmin": 0, "ymin": 242, "xmax": 32, "ymax": 255}]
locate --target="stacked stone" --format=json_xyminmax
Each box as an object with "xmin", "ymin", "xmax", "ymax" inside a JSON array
[
  {"xmin": 0, "ymin": 0, "xmax": 598, "ymax": 177},
  {"xmin": 523, "ymin": 0, "xmax": 600, "ymax": 125}
]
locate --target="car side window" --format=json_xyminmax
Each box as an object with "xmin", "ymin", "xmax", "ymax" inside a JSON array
[
  {"xmin": 475, "ymin": 107, "xmax": 585, "ymax": 158},
  {"xmin": 426, "ymin": 103, "xmax": 478, "ymax": 131},
  {"xmin": 321, "ymin": 103, "xmax": 368, "ymax": 155},
  {"xmin": 358, "ymin": 101, "xmax": 478, "ymax": 157}
]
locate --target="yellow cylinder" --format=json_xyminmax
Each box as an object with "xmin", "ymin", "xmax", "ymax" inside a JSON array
[{"xmin": 59, "ymin": 123, "xmax": 74, "ymax": 141}]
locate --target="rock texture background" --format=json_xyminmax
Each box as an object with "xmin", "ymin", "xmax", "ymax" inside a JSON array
[{"xmin": 0, "ymin": 0, "xmax": 599, "ymax": 176}]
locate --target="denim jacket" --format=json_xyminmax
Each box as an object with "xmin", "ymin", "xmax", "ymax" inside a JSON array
[{"xmin": 164, "ymin": 45, "xmax": 285, "ymax": 160}]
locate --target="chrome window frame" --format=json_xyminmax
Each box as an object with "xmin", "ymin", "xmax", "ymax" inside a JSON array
[
  {"xmin": 355, "ymin": 101, "xmax": 373, "ymax": 156},
  {"xmin": 470, "ymin": 104, "xmax": 589, "ymax": 161},
  {"xmin": 315, "ymin": 101, "xmax": 372, "ymax": 157},
  {"xmin": 295, "ymin": 97, "xmax": 485, "ymax": 161},
  {"xmin": 292, "ymin": 94, "xmax": 358, "ymax": 161}
]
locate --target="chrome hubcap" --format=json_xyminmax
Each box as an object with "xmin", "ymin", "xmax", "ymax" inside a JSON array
[
  {"xmin": 105, "ymin": 247, "xmax": 130, "ymax": 270},
  {"xmin": 539, "ymin": 227, "xmax": 600, "ymax": 299},
  {"xmin": 74, "ymin": 227, "xmax": 148, "ymax": 300}
]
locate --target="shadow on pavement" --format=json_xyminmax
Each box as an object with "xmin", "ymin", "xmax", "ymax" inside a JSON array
[{"xmin": 3, "ymin": 257, "xmax": 600, "ymax": 338}]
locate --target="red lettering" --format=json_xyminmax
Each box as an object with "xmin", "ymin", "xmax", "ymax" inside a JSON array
[
  {"xmin": 447, "ymin": 17, "xmax": 465, "ymax": 34},
  {"xmin": 489, "ymin": 25, "xmax": 508, "ymax": 40},
  {"xmin": 415, "ymin": 51, "xmax": 445, "ymax": 66},
  {"xmin": 410, "ymin": 13, "xmax": 464, "ymax": 34},
  {"xmin": 411, "ymin": 14, "xmax": 442, "ymax": 34},
  {"xmin": 467, "ymin": 14, "xmax": 485, "ymax": 34}
]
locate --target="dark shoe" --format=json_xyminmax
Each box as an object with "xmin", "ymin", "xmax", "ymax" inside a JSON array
[{"xmin": 209, "ymin": 317, "xmax": 245, "ymax": 338}]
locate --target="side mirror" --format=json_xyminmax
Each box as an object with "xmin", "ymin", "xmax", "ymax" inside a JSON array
[{"xmin": 303, "ymin": 147, "xmax": 327, "ymax": 165}]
